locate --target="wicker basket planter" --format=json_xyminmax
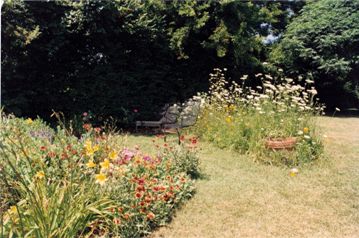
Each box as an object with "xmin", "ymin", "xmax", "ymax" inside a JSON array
[{"xmin": 265, "ymin": 137, "xmax": 297, "ymax": 150}]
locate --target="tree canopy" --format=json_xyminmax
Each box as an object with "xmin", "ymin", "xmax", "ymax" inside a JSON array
[{"xmin": 271, "ymin": 0, "xmax": 359, "ymax": 109}]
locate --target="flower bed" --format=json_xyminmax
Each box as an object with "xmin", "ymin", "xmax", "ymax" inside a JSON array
[
  {"xmin": 192, "ymin": 68, "xmax": 324, "ymax": 166},
  {"xmin": 0, "ymin": 114, "xmax": 199, "ymax": 237}
]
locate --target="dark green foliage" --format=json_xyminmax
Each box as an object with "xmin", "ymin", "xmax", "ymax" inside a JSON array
[
  {"xmin": 1, "ymin": 0, "xmax": 292, "ymax": 125},
  {"xmin": 271, "ymin": 0, "xmax": 359, "ymax": 109}
]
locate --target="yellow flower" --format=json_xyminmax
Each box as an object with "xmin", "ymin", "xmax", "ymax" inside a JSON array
[
  {"xmin": 86, "ymin": 160, "xmax": 96, "ymax": 168},
  {"xmin": 25, "ymin": 118, "xmax": 33, "ymax": 125},
  {"xmin": 100, "ymin": 159, "xmax": 111, "ymax": 170},
  {"xmin": 86, "ymin": 148, "xmax": 94, "ymax": 157},
  {"xmin": 289, "ymin": 168, "xmax": 299, "ymax": 177},
  {"xmin": 85, "ymin": 139, "xmax": 92, "ymax": 150},
  {"xmin": 9, "ymin": 206, "xmax": 17, "ymax": 214},
  {"xmin": 303, "ymin": 127, "xmax": 309, "ymax": 134},
  {"xmin": 108, "ymin": 150, "xmax": 118, "ymax": 160},
  {"xmin": 93, "ymin": 145, "xmax": 100, "ymax": 152},
  {"xmin": 84, "ymin": 140, "xmax": 100, "ymax": 157},
  {"xmin": 95, "ymin": 173, "xmax": 107, "ymax": 185},
  {"xmin": 225, "ymin": 116, "xmax": 232, "ymax": 123},
  {"xmin": 35, "ymin": 171, "xmax": 45, "ymax": 179}
]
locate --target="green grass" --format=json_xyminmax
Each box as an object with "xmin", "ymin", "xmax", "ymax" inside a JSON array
[{"xmin": 124, "ymin": 117, "xmax": 359, "ymax": 237}]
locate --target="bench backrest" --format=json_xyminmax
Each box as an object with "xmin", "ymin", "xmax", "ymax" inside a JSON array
[{"xmin": 178, "ymin": 99, "xmax": 201, "ymax": 127}]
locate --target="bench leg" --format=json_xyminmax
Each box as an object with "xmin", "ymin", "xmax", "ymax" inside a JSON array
[{"xmin": 176, "ymin": 128, "xmax": 181, "ymax": 145}]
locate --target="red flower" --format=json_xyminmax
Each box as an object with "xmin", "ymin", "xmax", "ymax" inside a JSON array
[
  {"xmin": 48, "ymin": 151, "xmax": 56, "ymax": 158},
  {"xmin": 123, "ymin": 213, "xmax": 130, "ymax": 220},
  {"xmin": 144, "ymin": 196, "xmax": 152, "ymax": 203},
  {"xmin": 180, "ymin": 135, "xmax": 185, "ymax": 141},
  {"xmin": 40, "ymin": 146, "xmax": 47, "ymax": 151},
  {"xmin": 83, "ymin": 123, "xmax": 92, "ymax": 131},
  {"xmin": 94, "ymin": 127, "xmax": 101, "ymax": 133},
  {"xmin": 146, "ymin": 212, "xmax": 155, "ymax": 220},
  {"xmin": 138, "ymin": 178, "xmax": 145, "ymax": 185},
  {"xmin": 61, "ymin": 152, "xmax": 68, "ymax": 160},
  {"xmin": 135, "ymin": 192, "xmax": 142, "ymax": 199},
  {"xmin": 136, "ymin": 185, "xmax": 145, "ymax": 192},
  {"xmin": 190, "ymin": 137, "xmax": 198, "ymax": 144}
]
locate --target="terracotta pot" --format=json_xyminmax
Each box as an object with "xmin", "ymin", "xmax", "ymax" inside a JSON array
[{"xmin": 265, "ymin": 137, "xmax": 297, "ymax": 150}]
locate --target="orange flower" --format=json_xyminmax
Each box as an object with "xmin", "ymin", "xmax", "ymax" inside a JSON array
[
  {"xmin": 303, "ymin": 127, "xmax": 309, "ymax": 134},
  {"xmin": 146, "ymin": 212, "xmax": 155, "ymax": 220},
  {"xmin": 113, "ymin": 218, "xmax": 121, "ymax": 225}
]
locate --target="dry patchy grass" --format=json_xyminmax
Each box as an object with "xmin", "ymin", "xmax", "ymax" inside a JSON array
[{"xmin": 125, "ymin": 117, "xmax": 359, "ymax": 238}]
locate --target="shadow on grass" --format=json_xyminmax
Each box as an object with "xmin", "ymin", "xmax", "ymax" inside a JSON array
[{"xmin": 326, "ymin": 108, "xmax": 359, "ymax": 118}]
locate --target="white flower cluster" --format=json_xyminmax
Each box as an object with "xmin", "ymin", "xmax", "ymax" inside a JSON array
[{"xmin": 200, "ymin": 68, "xmax": 325, "ymax": 115}]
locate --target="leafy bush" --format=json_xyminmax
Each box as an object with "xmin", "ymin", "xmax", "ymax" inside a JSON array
[
  {"xmin": 192, "ymin": 68, "xmax": 324, "ymax": 166},
  {"xmin": 0, "ymin": 113, "xmax": 199, "ymax": 237},
  {"xmin": 270, "ymin": 0, "xmax": 359, "ymax": 108}
]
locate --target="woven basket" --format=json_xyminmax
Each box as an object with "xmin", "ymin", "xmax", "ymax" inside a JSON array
[{"xmin": 265, "ymin": 137, "xmax": 297, "ymax": 150}]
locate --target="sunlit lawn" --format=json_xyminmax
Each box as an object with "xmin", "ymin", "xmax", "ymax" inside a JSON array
[{"xmin": 125, "ymin": 117, "xmax": 359, "ymax": 237}]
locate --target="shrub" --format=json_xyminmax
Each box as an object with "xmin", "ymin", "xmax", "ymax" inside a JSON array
[
  {"xmin": 192, "ymin": 68, "xmax": 324, "ymax": 166},
  {"xmin": 0, "ymin": 113, "xmax": 198, "ymax": 237}
]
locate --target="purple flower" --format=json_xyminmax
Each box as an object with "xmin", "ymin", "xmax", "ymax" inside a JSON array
[
  {"xmin": 121, "ymin": 148, "xmax": 135, "ymax": 160},
  {"xmin": 143, "ymin": 155, "xmax": 151, "ymax": 161}
]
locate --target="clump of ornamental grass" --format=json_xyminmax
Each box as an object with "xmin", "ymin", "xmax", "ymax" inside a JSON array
[
  {"xmin": 192, "ymin": 68, "xmax": 324, "ymax": 166},
  {"xmin": 0, "ymin": 112, "xmax": 199, "ymax": 237}
]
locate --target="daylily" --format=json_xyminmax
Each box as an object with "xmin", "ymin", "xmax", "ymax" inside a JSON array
[
  {"xmin": 95, "ymin": 173, "xmax": 107, "ymax": 185},
  {"xmin": 100, "ymin": 159, "xmax": 111, "ymax": 170},
  {"xmin": 108, "ymin": 151, "xmax": 117, "ymax": 160},
  {"xmin": 86, "ymin": 160, "xmax": 96, "ymax": 168},
  {"xmin": 35, "ymin": 171, "xmax": 45, "ymax": 179}
]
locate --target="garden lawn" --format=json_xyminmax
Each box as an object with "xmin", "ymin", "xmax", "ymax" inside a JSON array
[{"xmin": 126, "ymin": 117, "xmax": 359, "ymax": 237}]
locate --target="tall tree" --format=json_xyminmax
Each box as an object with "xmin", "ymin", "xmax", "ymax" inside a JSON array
[{"xmin": 271, "ymin": 0, "xmax": 359, "ymax": 109}]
